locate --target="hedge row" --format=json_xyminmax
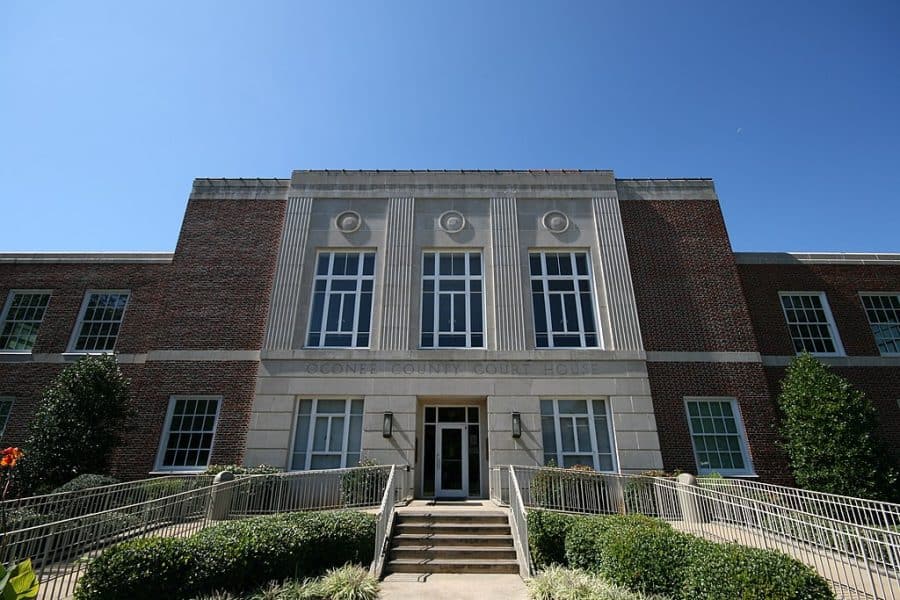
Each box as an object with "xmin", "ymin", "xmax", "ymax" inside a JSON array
[
  {"xmin": 75, "ymin": 510, "xmax": 376, "ymax": 600},
  {"xmin": 527, "ymin": 510, "xmax": 834, "ymax": 600}
]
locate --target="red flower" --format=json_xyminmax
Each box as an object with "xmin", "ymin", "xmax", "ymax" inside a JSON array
[{"xmin": 0, "ymin": 447, "xmax": 23, "ymax": 469}]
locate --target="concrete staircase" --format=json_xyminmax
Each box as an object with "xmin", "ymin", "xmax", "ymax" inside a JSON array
[{"xmin": 385, "ymin": 510, "xmax": 520, "ymax": 574}]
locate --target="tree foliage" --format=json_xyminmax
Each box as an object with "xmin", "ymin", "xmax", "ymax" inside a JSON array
[
  {"xmin": 20, "ymin": 355, "xmax": 132, "ymax": 492},
  {"xmin": 777, "ymin": 353, "xmax": 898, "ymax": 501}
]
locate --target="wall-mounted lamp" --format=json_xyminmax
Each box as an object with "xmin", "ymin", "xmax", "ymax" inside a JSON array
[
  {"xmin": 511, "ymin": 412, "xmax": 522, "ymax": 439},
  {"xmin": 382, "ymin": 412, "xmax": 394, "ymax": 438}
]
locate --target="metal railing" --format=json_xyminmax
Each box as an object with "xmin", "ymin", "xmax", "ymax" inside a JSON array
[
  {"xmin": 507, "ymin": 467, "xmax": 533, "ymax": 578},
  {"xmin": 0, "ymin": 476, "xmax": 214, "ymax": 532},
  {"xmin": 489, "ymin": 466, "xmax": 509, "ymax": 505},
  {"xmin": 506, "ymin": 465, "xmax": 900, "ymax": 600},
  {"xmin": 370, "ymin": 465, "xmax": 397, "ymax": 579},
  {"xmin": 227, "ymin": 465, "xmax": 393, "ymax": 516},
  {"xmin": 0, "ymin": 465, "xmax": 398, "ymax": 600},
  {"xmin": 2, "ymin": 477, "xmax": 246, "ymax": 599}
]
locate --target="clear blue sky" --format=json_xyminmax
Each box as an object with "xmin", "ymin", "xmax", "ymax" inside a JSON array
[{"xmin": 2, "ymin": 1, "xmax": 898, "ymax": 252}]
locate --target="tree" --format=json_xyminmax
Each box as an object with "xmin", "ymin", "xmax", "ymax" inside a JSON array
[
  {"xmin": 777, "ymin": 353, "xmax": 898, "ymax": 501},
  {"xmin": 19, "ymin": 355, "xmax": 132, "ymax": 492}
]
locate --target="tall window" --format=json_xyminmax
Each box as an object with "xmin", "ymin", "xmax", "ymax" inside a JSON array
[
  {"xmin": 860, "ymin": 293, "xmax": 900, "ymax": 355},
  {"xmin": 291, "ymin": 399, "xmax": 364, "ymax": 470},
  {"xmin": 156, "ymin": 396, "xmax": 221, "ymax": 471},
  {"xmin": 0, "ymin": 397, "xmax": 13, "ymax": 437},
  {"xmin": 778, "ymin": 292, "xmax": 843, "ymax": 355},
  {"xmin": 69, "ymin": 291, "xmax": 130, "ymax": 352},
  {"xmin": 540, "ymin": 399, "xmax": 615, "ymax": 471},
  {"xmin": 307, "ymin": 252, "xmax": 375, "ymax": 348},
  {"xmin": 529, "ymin": 252, "xmax": 600, "ymax": 348},
  {"xmin": 685, "ymin": 398, "xmax": 753, "ymax": 476},
  {"xmin": 421, "ymin": 251, "xmax": 484, "ymax": 348},
  {"xmin": 0, "ymin": 291, "xmax": 50, "ymax": 352}
]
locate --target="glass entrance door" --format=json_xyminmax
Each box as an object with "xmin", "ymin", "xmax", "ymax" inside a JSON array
[
  {"xmin": 422, "ymin": 405, "xmax": 481, "ymax": 498},
  {"xmin": 436, "ymin": 424, "xmax": 467, "ymax": 498}
]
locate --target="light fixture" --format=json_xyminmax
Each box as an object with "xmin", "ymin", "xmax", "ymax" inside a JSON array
[
  {"xmin": 382, "ymin": 412, "xmax": 393, "ymax": 438},
  {"xmin": 511, "ymin": 412, "xmax": 522, "ymax": 439}
]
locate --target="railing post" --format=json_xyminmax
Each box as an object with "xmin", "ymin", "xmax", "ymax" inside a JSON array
[
  {"xmin": 675, "ymin": 473, "xmax": 705, "ymax": 525},
  {"xmin": 207, "ymin": 471, "xmax": 235, "ymax": 521}
]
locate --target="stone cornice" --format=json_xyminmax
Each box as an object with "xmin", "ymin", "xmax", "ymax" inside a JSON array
[
  {"xmin": 735, "ymin": 252, "xmax": 900, "ymax": 265},
  {"xmin": 0, "ymin": 252, "xmax": 173, "ymax": 264}
]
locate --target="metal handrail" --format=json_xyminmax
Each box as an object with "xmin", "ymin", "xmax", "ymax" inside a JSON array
[
  {"xmin": 506, "ymin": 465, "xmax": 900, "ymax": 600},
  {"xmin": 370, "ymin": 465, "xmax": 397, "ymax": 578},
  {"xmin": 1, "ymin": 465, "xmax": 397, "ymax": 600},
  {"xmin": 508, "ymin": 467, "xmax": 533, "ymax": 578}
]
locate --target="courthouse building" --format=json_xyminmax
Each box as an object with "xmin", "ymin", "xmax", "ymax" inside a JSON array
[{"xmin": 1, "ymin": 170, "xmax": 898, "ymax": 497}]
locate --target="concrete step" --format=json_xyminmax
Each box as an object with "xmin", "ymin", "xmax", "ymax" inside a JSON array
[
  {"xmin": 385, "ymin": 558, "xmax": 520, "ymax": 574},
  {"xmin": 394, "ymin": 523, "xmax": 512, "ymax": 536},
  {"xmin": 390, "ymin": 546, "xmax": 518, "ymax": 560},
  {"xmin": 392, "ymin": 533, "xmax": 514, "ymax": 547},
  {"xmin": 396, "ymin": 513, "xmax": 509, "ymax": 526}
]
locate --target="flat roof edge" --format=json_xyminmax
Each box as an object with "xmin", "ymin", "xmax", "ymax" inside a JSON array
[
  {"xmin": 735, "ymin": 252, "xmax": 900, "ymax": 265},
  {"xmin": 0, "ymin": 252, "xmax": 174, "ymax": 264}
]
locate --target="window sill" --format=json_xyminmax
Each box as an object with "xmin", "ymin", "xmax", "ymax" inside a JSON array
[
  {"xmin": 149, "ymin": 469, "xmax": 208, "ymax": 476},
  {"xmin": 0, "ymin": 350, "xmax": 33, "ymax": 355},
  {"xmin": 698, "ymin": 472, "xmax": 758, "ymax": 479}
]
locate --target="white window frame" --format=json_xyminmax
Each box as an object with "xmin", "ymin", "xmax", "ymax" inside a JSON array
[
  {"xmin": 859, "ymin": 292, "xmax": 900, "ymax": 356},
  {"xmin": 0, "ymin": 290, "xmax": 52, "ymax": 353},
  {"xmin": 305, "ymin": 252, "xmax": 375, "ymax": 349},
  {"xmin": 0, "ymin": 397, "xmax": 13, "ymax": 437},
  {"xmin": 529, "ymin": 250, "xmax": 602, "ymax": 349},
  {"xmin": 420, "ymin": 250, "xmax": 486, "ymax": 349},
  {"xmin": 67, "ymin": 290, "xmax": 131, "ymax": 353},
  {"xmin": 154, "ymin": 395, "xmax": 222, "ymax": 472},
  {"xmin": 778, "ymin": 291, "xmax": 844, "ymax": 356},
  {"xmin": 684, "ymin": 396, "xmax": 755, "ymax": 477},
  {"xmin": 288, "ymin": 398, "xmax": 364, "ymax": 471},
  {"xmin": 540, "ymin": 398, "xmax": 617, "ymax": 472}
]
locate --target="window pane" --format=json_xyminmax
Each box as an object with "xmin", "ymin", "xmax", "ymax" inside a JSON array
[
  {"xmin": 308, "ymin": 252, "xmax": 375, "ymax": 348},
  {"xmin": 328, "ymin": 417, "xmax": 344, "ymax": 452},
  {"xmin": 312, "ymin": 418, "xmax": 328, "ymax": 451},
  {"xmin": 160, "ymin": 397, "xmax": 219, "ymax": 468}
]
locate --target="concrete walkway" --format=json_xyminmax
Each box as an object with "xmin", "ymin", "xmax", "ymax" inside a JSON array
[{"xmin": 380, "ymin": 573, "xmax": 529, "ymax": 600}]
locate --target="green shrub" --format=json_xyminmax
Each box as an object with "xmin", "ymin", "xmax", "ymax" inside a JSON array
[
  {"xmin": 595, "ymin": 519, "xmax": 690, "ymax": 596},
  {"xmin": 527, "ymin": 566, "xmax": 668, "ymax": 600},
  {"xmin": 53, "ymin": 474, "xmax": 120, "ymax": 494},
  {"xmin": 565, "ymin": 515, "xmax": 671, "ymax": 571},
  {"xmin": 777, "ymin": 353, "xmax": 899, "ymax": 501},
  {"xmin": 75, "ymin": 510, "xmax": 377, "ymax": 600},
  {"xmin": 340, "ymin": 459, "xmax": 387, "ymax": 507},
  {"xmin": 75, "ymin": 537, "xmax": 195, "ymax": 600},
  {"xmin": 316, "ymin": 564, "xmax": 379, "ymax": 600},
  {"xmin": 682, "ymin": 541, "xmax": 835, "ymax": 599},
  {"xmin": 4, "ymin": 507, "xmax": 64, "ymax": 531},
  {"xmin": 203, "ymin": 464, "xmax": 281, "ymax": 476},
  {"xmin": 527, "ymin": 510, "xmax": 577, "ymax": 568},
  {"xmin": 18, "ymin": 355, "xmax": 132, "ymax": 492}
]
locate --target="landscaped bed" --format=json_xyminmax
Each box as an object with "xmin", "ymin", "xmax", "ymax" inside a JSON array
[
  {"xmin": 74, "ymin": 510, "xmax": 376, "ymax": 600},
  {"xmin": 527, "ymin": 510, "xmax": 835, "ymax": 600}
]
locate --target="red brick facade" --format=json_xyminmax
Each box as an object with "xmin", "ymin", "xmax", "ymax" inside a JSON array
[
  {"xmin": 618, "ymin": 199, "xmax": 759, "ymax": 353},
  {"xmin": 619, "ymin": 198, "xmax": 795, "ymax": 480},
  {"xmin": 738, "ymin": 262, "xmax": 900, "ymax": 357},
  {"xmin": 0, "ymin": 194, "xmax": 285, "ymax": 479},
  {"xmin": 739, "ymin": 262, "xmax": 900, "ymax": 464}
]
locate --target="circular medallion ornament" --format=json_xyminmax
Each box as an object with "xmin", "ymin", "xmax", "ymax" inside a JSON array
[
  {"xmin": 542, "ymin": 210, "xmax": 570, "ymax": 233},
  {"xmin": 335, "ymin": 210, "xmax": 362, "ymax": 233},
  {"xmin": 438, "ymin": 210, "xmax": 466, "ymax": 234}
]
